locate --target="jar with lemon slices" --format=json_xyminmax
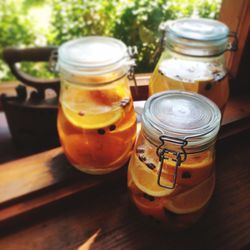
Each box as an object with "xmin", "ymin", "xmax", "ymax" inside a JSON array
[
  {"xmin": 149, "ymin": 18, "xmax": 237, "ymax": 113},
  {"xmin": 57, "ymin": 37, "xmax": 137, "ymax": 174},
  {"xmin": 128, "ymin": 91, "xmax": 221, "ymax": 230}
]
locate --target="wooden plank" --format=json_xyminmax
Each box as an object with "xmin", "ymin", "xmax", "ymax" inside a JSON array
[
  {"xmin": 0, "ymin": 148, "xmax": 63, "ymax": 204},
  {"xmin": 0, "ymin": 168, "xmax": 126, "ymax": 224}
]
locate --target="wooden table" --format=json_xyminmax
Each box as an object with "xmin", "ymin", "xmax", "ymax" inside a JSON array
[
  {"xmin": 0, "ymin": 82, "xmax": 250, "ymax": 250},
  {"xmin": 0, "ymin": 132, "xmax": 249, "ymax": 250}
]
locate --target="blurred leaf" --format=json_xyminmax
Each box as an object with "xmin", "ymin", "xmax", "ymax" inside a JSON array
[{"xmin": 139, "ymin": 25, "xmax": 155, "ymax": 44}]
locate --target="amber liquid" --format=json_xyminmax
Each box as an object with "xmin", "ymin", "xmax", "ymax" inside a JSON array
[
  {"xmin": 149, "ymin": 59, "xmax": 229, "ymax": 112},
  {"xmin": 58, "ymin": 79, "xmax": 137, "ymax": 174},
  {"xmin": 128, "ymin": 135, "xmax": 215, "ymax": 230}
]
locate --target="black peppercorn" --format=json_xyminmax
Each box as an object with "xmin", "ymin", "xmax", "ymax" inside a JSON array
[
  {"xmin": 109, "ymin": 124, "xmax": 116, "ymax": 131},
  {"xmin": 146, "ymin": 162, "xmax": 156, "ymax": 170},
  {"xmin": 138, "ymin": 155, "xmax": 146, "ymax": 162},
  {"xmin": 182, "ymin": 171, "xmax": 191, "ymax": 179},
  {"xmin": 205, "ymin": 83, "xmax": 212, "ymax": 91},
  {"xmin": 97, "ymin": 129, "xmax": 105, "ymax": 135}
]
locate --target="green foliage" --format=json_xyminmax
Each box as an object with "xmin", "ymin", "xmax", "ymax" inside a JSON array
[
  {"xmin": 196, "ymin": 0, "xmax": 222, "ymax": 19},
  {"xmin": 0, "ymin": 0, "xmax": 36, "ymax": 80},
  {"xmin": 48, "ymin": 0, "xmax": 120, "ymax": 45},
  {"xmin": 22, "ymin": 0, "xmax": 46, "ymax": 10},
  {"xmin": 113, "ymin": 0, "xmax": 174, "ymax": 72},
  {"xmin": 0, "ymin": 0, "xmax": 222, "ymax": 81},
  {"xmin": 0, "ymin": 2, "xmax": 35, "ymax": 47}
]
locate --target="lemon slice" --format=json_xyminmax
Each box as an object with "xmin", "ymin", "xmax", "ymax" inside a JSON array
[
  {"xmin": 129, "ymin": 154, "xmax": 176, "ymax": 197},
  {"xmin": 141, "ymin": 144, "xmax": 214, "ymax": 186},
  {"xmin": 62, "ymin": 102, "xmax": 123, "ymax": 129},
  {"xmin": 163, "ymin": 172, "xmax": 215, "ymax": 214}
]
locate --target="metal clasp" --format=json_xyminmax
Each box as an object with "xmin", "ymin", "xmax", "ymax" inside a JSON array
[
  {"xmin": 226, "ymin": 31, "xmax": 238, "ymax": 52},
  {"xmin": 127, "ymin": 46, "xmax": 138, "ymax": 95},
  {"xmin": 156, "ymin": 135, "xmax": 187, "ymax": 189},
  {"xmin": 152, "ymin": 21, "xmax": 170, "ymax": 64}
]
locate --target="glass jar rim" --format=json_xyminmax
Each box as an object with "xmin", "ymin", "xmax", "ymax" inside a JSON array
[
  {"xmin": 165, "ymin": 18, "xmax": 229, "ymax": 41},
  {"xmin": 161, "ymin": 18, "xmax": 229, "ymax": 57},
  {"xmin": 142, "ymin": 91, "xmax": 221, "ymax": 149},
  {"xmin": 58, "ymin": 36, "xmax": 135, "ymax": 76}
]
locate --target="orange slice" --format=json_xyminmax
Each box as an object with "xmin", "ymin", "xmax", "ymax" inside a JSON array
[
  {"xmin": 163, "ymin": 151, "xmax": 214, "ymax": 186},
  {"xmin": 89, "ymin": 84, "xmax": 129, "ymax": 106},
  {"xmin": 129, "ymin": 154, "xmax": 177, "ymax": 197},
  {"xmin": 128, "ymin": 164, "xmax": 143, "ymax": 195},
  {"xmin": 61, "ymin": 82, "xmax": 130, "ymax": 129},
  {"xmin": 62, "ymin": 102, "xmax": 123, "ymax": 129},
  {"xmin": 131, "ymin": 192, "xmax": 167, "ymax": 222},
  {"xmin": 89, "ymin": 90, "xmax": 121, "ymax": 106},
  {"xmin": 128, "ymin": 169, "xmax": 166, "ymax": 221},
  {"xmin": 163, "ymin": 172, "xmax": 215, "ymax": 214},
  {"xmin": 141, "ymin": 145, "xmax": 214, "ymax": 186},
  {"xmin": 64, "ymin": 132, "xmax": 133, "ymax": 168}
]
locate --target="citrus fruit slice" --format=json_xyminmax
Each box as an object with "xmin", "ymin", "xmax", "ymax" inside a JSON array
[
  {"xmin": 141, "ymin": 144, "xmax": 214, "ymax": 186},
  {"xmin": 131, "ymin": 192, "xmax": 168, "ymax": 222},
  {"xmin": 62, "ymin": 102, "xmax": 123, "ymax": 129},
  {"xmin": 163, "ymin": 152, "xmax": 214, "ymax": 186},
  {"xmin": 89, "ymin": 90, "xmax": 122, "ymax": 106},
  {"xmin": 163, "ymin": 172, "xmax": 215, "ymax": 214},
  {"xmin": 63, "ymin": 130, "xmax": 134, "ymax": 169},
  {"xmin": 128, "ymin": 165, "xmax": 143, "ymax": 195},
  {"xmin": 89, "ymin": 84, "xmax": 130, "ymax": 106},
  {"xmin": 129, "ymin": 154, "xmax": 177, "ymax": 197}
]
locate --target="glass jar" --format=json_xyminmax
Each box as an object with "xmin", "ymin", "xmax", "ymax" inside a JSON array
[
  {"xmin": 149, "ymin": 18, "xmax": 237, "ymax": 113},
  {"xmin": 57, "ymin": 37, "xmax": 137, "ymax": 174},
  {"xmin": 128, "ymin": 91, "xmax": 221, "ymax": 230}
]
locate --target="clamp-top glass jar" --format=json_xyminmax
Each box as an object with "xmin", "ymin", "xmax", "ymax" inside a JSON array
[
  {"xmin": 128, "ymin": 91, "xmax": 221, "ymax": 230},
  {"xmin": 149, "ymin": 18, "xmax": 237, "ymax": 112},
  {"xmin": 57, "ymin": 37, "xmax": 137, "ymax": 174}
]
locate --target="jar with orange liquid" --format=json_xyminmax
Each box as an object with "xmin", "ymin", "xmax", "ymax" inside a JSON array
[
  {"xmin": 128, "ymin": 91, "xmax": 221, "ymax": 230},
  {"xmin": 57, "ymin": 37, "xmax": 137, "ymax": 174},
  {"xmin": 149, "ymin": 18, "xmax": 237, "ymax": 112}
]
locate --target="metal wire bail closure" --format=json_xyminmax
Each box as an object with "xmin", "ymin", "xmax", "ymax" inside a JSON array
[
  {"xmin": 127, "ymin": 46, "xmax": 138, "ymax": 95},
  {"xmin": 152, "ymin": 21, "xmax": 168, "ymax": 64},
  {"xmin": 226, "ymin": 31, "xmax": 238, "ymax": 52},
  {"xmin": 156, "ymin": 135, "xmax": 188, "ymax": 189}
]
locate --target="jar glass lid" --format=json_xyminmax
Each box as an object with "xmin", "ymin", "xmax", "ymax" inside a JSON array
[
  {"xmin": 162, "ymin": 18, "xmax": 229, "ymax": 56},
  {"xmin": 142, "ymin": 91, "xmax": 221, "ymax": 147},
  {"xmin": 167, "ymin": 18, "xmax": 229, "ymax": 41},
  {"xmin": 58, "ymin": 36, "xmax": 133, "ymax": 75}
]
